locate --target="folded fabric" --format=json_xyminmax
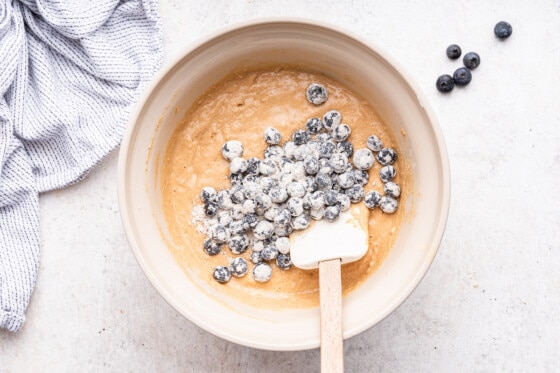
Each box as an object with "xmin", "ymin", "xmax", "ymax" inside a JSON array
[{"xmin": 0, "ymin": 0, "xmax": 164, "ymax": 332}]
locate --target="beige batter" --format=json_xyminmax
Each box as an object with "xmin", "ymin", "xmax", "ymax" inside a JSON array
[{"xmin": 160, "ymin": 66, "xmax": 411, "ymax": 309}]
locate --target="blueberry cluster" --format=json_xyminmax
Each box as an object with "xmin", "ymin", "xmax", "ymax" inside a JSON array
[
  {"xmin": 436, "ymin": 21, "xmax": 512, "ymax": 93},
  {"xmin": 199, "ymin": 83, "xmax": 401, "ymax": 284}
]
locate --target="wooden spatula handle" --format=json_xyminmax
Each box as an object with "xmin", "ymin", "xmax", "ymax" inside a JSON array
[{"xmin": 319, "ymin": 259, "xmax": 344, "ymax": 373}]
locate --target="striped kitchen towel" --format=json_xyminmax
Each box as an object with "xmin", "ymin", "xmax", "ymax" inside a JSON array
[{"xmin": 0, "ymin": 0, "xmax": 164, "ymax": 332}]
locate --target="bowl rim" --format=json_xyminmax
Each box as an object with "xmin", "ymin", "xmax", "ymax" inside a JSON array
[{"xmin": 117, "ymin": 16, "xmax": 451, "ymax": 350}]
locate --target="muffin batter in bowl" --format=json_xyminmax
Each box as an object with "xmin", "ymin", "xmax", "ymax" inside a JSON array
[{"xmin": 159, "ymin": 66, "xmax": 411, "ymax": 309}]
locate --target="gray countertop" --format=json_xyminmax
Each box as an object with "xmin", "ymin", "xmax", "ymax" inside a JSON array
[{"xmin": 2, "ymin": 1, "xmax": 559, "ymax": 371}]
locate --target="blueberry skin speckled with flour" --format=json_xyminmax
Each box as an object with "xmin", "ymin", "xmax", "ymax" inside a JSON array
[
  {"xmin": 306, "ymin": 83, "xmax": 328, "ymax": 105},
  {"xmin": 213, "ymin": 266, "xmax": 231, "ymax": 283},
  {"xmin": 221, "ymin": 140, "xmax": 243, "ymax": 161},
  {"xmin": 253, "ymin": 263, "xmax": 273, "ymax": 283}
]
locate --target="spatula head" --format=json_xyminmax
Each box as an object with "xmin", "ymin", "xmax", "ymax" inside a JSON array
[{"xmin": 290, "ymin": 204, "xmax": 369, "ymax": 270}]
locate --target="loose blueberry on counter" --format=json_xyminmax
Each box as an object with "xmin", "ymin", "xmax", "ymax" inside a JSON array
[
  {"xmin": 250, "ymin": 251, "xmax": 263, "ymax": 264},
  {"xmin": 264, "ymin": 127, "xmax": 282, "ymax": 145},
  {"xmin": 291, "ymin": 213, "xmax": 310, "ymax": 230},
  {"xmin": 323, "ymin": 110, "xmax": 342, "ymax": 130},
  {"xmin": 353, "ymin": 148, "xmax": 375, "ymax": 170},
  {"xmin": 229, "ymin": 257, "xmax": 249, "ymax": 277},
  {"xmin": 203, "ymin": 238, "xmax": 222, "ymax": 256},
  {"xmin": 332, "ymin": 124, "xmax": 351, "ymax": 142},
  {"xmin": 379, "ymin": 195, "xmax": 398, "ymax": 214},
  {"xmin": 253, "ymin": 263, "xmax": 273, "ymax": 283},
  {"xmin": 335, "ymin": 141, "xmax": 354, "ymax": 157},
  {"xmin": 446, "ymin": 44, "xmax": 462, "ymax": 59},
  {"xmin": 204, "ymin": 201, "xmax": 218, "ymax": 217},
  {"xmin": 462, "ymin": 52, "xmax": 480, "ymax": 70},
  {"xmin": 453, "ymin": 67, "xmax": 472, "ymax": 86},
  {"xmin": 276, "ymin": 253, "xmax": 292, "ymax": 270},
  {"xmin": 384, "ymin": 182, "xmax": 401, "ymax": 198},
  {"xmin": 229, "ymin": 234, "xmax": 249, "ymax": 255},
  {"xmin": 221, "ymin": 140, "xmax": 243, "ymax": 161},
  {"xmin": 366, "ymin": 134, "xmax": 383, "ymax": 152},
  {"xmin": 305, "ymin": 117, "xmax": 324, "ymax": 134},
  {"xmin": 436, "ymin": 74, "xmax": 455, "ymax": 93},
  {"xmin": 379, "ymin": 165, "xmax": 397, "ymax": 183},
  {"xmin": 494, "ymin": 21, "xmax": 512, "ymax": 39},
  {"xmin": 306, "ymin": 83, "xmax": 328, "ymax": 105},
  {"xmin": 213, "ymin": 266, "xmax": 231, "ymax": 283},
  {"xmin": 345, "ymin": 184, "xmax": 365, "ymax": 203},
  {"xmin": 364, "ymin": 190, "xmax": 382, "ymax": 209},
  {"xmin": 200, "ymin": 186, "xmax": 216, "ymax": 203},
  {"xmin": 292, "ymin": 130, "xmax": 311, "ymax": 145},
  {"xmin": 275, "ymin": 237, "xmax": 291, "ymax": 254},
  {"xmin": 376, "ymin": 147, "xmax": 398, "ymax": 165},
  {"xmin": 324, "ymin": 205, "xmax": 341, "ymax": 221}
]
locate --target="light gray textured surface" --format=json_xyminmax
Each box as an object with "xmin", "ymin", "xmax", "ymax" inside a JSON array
[{"xmin": 2, "ymin": 0, "xmax": 559, "ymax": 372}]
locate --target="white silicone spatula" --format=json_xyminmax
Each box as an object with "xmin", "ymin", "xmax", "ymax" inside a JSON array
[{"xmin": 290, "ymin": 204, "xmax": 369, "ymax": 373}]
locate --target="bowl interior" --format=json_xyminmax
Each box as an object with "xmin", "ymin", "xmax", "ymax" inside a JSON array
[{"xmin": 119, "ymin": 20, "xmax": 449, "ymax": 351}]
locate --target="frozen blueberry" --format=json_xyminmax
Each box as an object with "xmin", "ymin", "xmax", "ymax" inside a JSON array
[
  {"xmin": 259, "ymin": 158, "xmax": 277, "ymax": 176},
  {"xmin": 210, "ymin": 224, "xmax": 230, "ymax": 243},
  {"xmin": 366, "ymin": 135, "xmax": 383, "ymax": 152},
  {"xmin": 377, "ymin": 147, "xmax": 398, "ymax": 165},
  {"xmin": 203, "ymin": 238, "xmax": 222, "ymax": 256},
  {"xmin": 318, "ymin": 141, "xmax": 335, "ymax": 159},
  {"xmin": 379, "ymin": 195, "xmax": 398, "ymax": 214},
  {"xmin": 379, "ymin": 165, "xmax": 397, "ymax": 183},
  {"xmin": 229, "ymin": 234, "xmax": 249, "ymax": 255},
  {"xmin": 310, "ymin": 206, "xmax": 326, "ymax": 220},
  {"xmin": 221, "ymin": 140, "xmax": 243, "ymax": 161},
  {"xmin": 230, "ymin": 185, "xmax": 245, "ymax": 204},
  {"xmin": 200, "ymin": 186, "xmax": 217, "ymax": 204},
  {"xmin": 254, "ymin": 220, "xmax": 274, "ymax": 240},
  {"xmin": 286, "ymin": 197, "xmax": 304, "ymax": 217},
  {"xmin": 332, "ymin": 124, "xmax": 351, "ymax": 142},
  {"xmin": 216, "ymin": 190, "xmax": 233, "ymax": 210},
  {"xmin": 353, "ymin": 169, "xmax": 369, "ymax": 185},
  {"xmin": 306, "ymin": 83, "xmax": 328, "ymax": 105},
  {"xmin": 217, "ymin": 211, "xmax": 233, "ymax": 227},
  {"xmin": 436, "ymin": 74, "xmax": 455, "ymax": 93},
  {"xmin": 323, "ymin": 110, "xmax": 342, "ymax": 130},
  {"xmin": 336, "ymin": 141, "xmax": 354, "ymax": 157},
  {"xmin": 353, "ymin": 148, "xmax": 375, "ymax": 170},
  {"xmin": 324, "ymin": 205, "xmax": 341, "ymax": 221},
  {"xmin": 345, "ymin": 184, "xmax": 365, "ymax": 203},
  {"xmin": 228, "ymin": 220, "xmax": 245, "ymax": 235},
  {"xmin": 384, "ymin": 182, "xmax": 401, "ymax": 198},
  {"xmin": 276, "ymin": 253, "xmax": 292, "ymax": 270},
  {"xmin": 462, "ymin": 52, "xmax": 480, "ymax": 70},
  {"xmin": 261, "ymin": 243, "xmax": 279, "ymax": 261},
  {"xmin": 306, "ymin": 117, "xmax": 324, "ymax": 134},
  {"xmin": 269, "ymin": 185, "xmax": 289, "ymax": 203},
  {"xmin": 242, "ymin": 213, "xmax": 259, "ymax": 230},
  {"xmin": 204, "ymin": 201, "xmax": 219, "ymax": 217},
  {"xmin": 446, "ymin": 44, "xmax": 462, "ymax": 59},
  {"xmin": 250, "ymin": 251, "xmax": 263, "ymax": 264},
  {"xmin": 364, "ymin": 190, "xmax": 382, "ymax": 209},
  {"xmin": 303, "ymin": 155, "xmax": 320, "ymax": 175},
  {"xmin": 324, "ymin": 190, "xmax": 339, "ymax": 206},
  {"xmin": 287, "ymin": 181, "xmax": 307, "ymax": 198},
  {"xmin": 291, "ymin": 213, "xmax": 310, "ymax": 230},
  {"xmin": 309, "ymin": 190, "xmax": 326, "ymax": 209},
  {"xmin": 229, "ymin": 157, "xmax": 248, "ymax": 174},
  {"xmin": 264, "ymin": 127, "xmax": 282, "ymax": 145},
  {"xmin": 213, "ymin": 266, "xmax": 231, "ymax": 283},
  {"xmin": 494, "ymin": 21, "xmax": 512, "ymax": 39},
  {"xmin": 330, "ymin": 153, "xmax": 349, "ymax": 174},
  {"xmin": 453, "ymin": 67, "xmax": 472, "ymax": 86},
  {"xmin": 315, "ymin": 172, "xmax": 332, "ymax": 189},
  {"xmin": 275, "ymin": 237, "xmax": 291, "ymax": 254},
  {"xmin": 337, "ymin": 193, "xmax": 351, "ymax": 211},
  {"xmin": 337, "ymin": 171, "xmax": 356, "ymax": 189},
  {"xmin": 229, "ymin": 257, "xmax": 249, "ymax": 278},
  {"xmin": 253, "ymin": 263, "xmax": 273, "ymax": 283},
  {"xmin": 293, "ymin": 130, "xmax": 311, "ymax": 145}
]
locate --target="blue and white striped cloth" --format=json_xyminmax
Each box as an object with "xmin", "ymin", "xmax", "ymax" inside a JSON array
[{"xmin": 0, "ymin": 0, "xmax": 163, "ymax": 332}]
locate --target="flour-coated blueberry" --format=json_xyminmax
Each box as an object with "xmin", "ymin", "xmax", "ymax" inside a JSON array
[
  {"xmin": 213, "ymin": 266, "xmax": 231, "ymax": 283},
  {"xmin": 221, "ymin": 140, "xmax": 243, "ymax": 161},
  {"xmin": 264, "ymin": 127, "xmax": 282, "ymax": 145},
  {"xmin": 353, "ymin": 148, "xmax": 375, "ymax": 170},
  {"xmin": 229, "ymin": 234, "xmax": 249, "ymax": 255},
  {"xmin": 306, "ymin": 117, "xmax": 324, "ymax": 134},
  {"xmin": 252, "ymin": 263, "xmax": 273, "ymax": 283},
  {"xmin": 306, "ymin": 83, "xmax": 328, "ymax": 105},
  {"xmin": 364, "ymin": 190, "xmax": 382, "ymax": 209},
  {"xmin": 229, "ymin": 257, "xmax": 249, "ymax": 277},
  {"xmin": 379, "ymin": 165, "xmax": 397, "ymax": 183},
  {"xmin": 380, "ymin": 195, "xmax": 398, "ymax": 214},
  {"xmin": 384, "ymin": 182, "xmax": 401, "ymax": 198},
  {"xmin": 323, "ymin": 109, "xmax": 341, "ymax": 130},
  {"xmin": 376, "ymin": 148, "xmax": 397, "ymax": 165},
  {"xmin": 276, "ymin": 253, "xmax": 292, "ymax": 270},
  {"xmin": 366, "ymin": 135, "xmax": 383, "ymax": 152},
  {"xmin": 203, "ymin": 238, "xmax": 222, "ymax": 256}
]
